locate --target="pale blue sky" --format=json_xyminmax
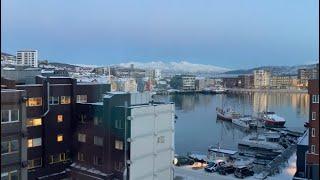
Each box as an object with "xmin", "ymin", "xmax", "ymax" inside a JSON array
[{"xmin": 1, "ymin": 0, "xmax": 319, "ymax": 69}]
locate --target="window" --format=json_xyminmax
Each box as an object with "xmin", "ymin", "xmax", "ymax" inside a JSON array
[
  {"xmin": 94, "ymin": 117, "xmax": 102, "ymax": 126},
  {"xmin": 93, "ymin": 156, "xmax": 103, "ymax": 165},
  {"xmin": 157, "ymin": 136, "xmax": 165, "ymax": 143},
  {"xmin": 79, "ymin": 114, "xmax": 86, "ymax": 124},
  {"xmin": 49, "ymin": 153, "xmax": 66, "ymax": 164},
  {"xmin": 1, "ymin": 140, "xmax": 19, "ymax": 155},
  {"xmin": 57, "ymin": 115, "xmax": 63, "ymax": 122},
  {"xmin": 94, "ymin": 136, "xmax": 103, "ymax": 146},
  {"xmin": 26, "ymin": 118, "xmax": 42, "ymax": 127},
  {"xmin": 1, "ymin": 170, "xmax": 18, "ymax": 180},
  {"xmin": 1, "ymin": 109, "xmax": 19, "ymax": 124},
  {"xmin": 60, "ymin": 96, "xmax": 71, "ymax": 104},
  {"xmin": 76, "ymin": 95, "xmax": 87, "ymax": 103},
  {"xmin": 311, "ymin": 128, "xmax": 316, "ymax": 137},
  {"xmin": 28, "ymin": 138, "xmax": 42, "ymax": 148},
  {"xmin": 26, "ymin": 97, "xmax": 42, "ymax": 107},
  {"xmin": 49, "ymin": 96, "xmax": 59, "ymax": 105},
  {"xmin": 311, "ymin": 145, "xmax": 316, "ymax": 153},
  {"xmin": 28, "ymin": 158, "xmax": 42, "ymax": 169},
  {"xmin": 78, "ymin": 152, "xmax": 84, "ymax": 161},
  {"xmin": 114, "ymin": 161, "xmax": 123, "ymax": 171},
  {"xmin": 115, "ymin": 140, "xmax": 123, "ymax": 150},
  {"xmin": 115, "ymin": 119, "xmax": 124, "ymax": 129},
  {"xmin": 78, "ymin": 133, "xmax": 86, "ymax": 143},
  {"xmin": 57, "ymin": 134, "xmax": 63, "ymax": 142},
  {"xmin": 312, "ymin": 95, "xmax": 319, "ymax": 103},
  {"xmin": 312, "ymin": 112, "xmax": 317, "ymax": 120}
]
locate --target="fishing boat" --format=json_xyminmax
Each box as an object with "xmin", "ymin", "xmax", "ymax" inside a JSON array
[
  {"xmin": 232, "ymin": 116, "xmax": 258, "ymax": 130},
  {"xmin": 257, "ymin": 111, "xmax": 286, "ymax": 128},
  {"xmin": 216, "ymin": 107, "xmax": 241, "ymax": 121}
]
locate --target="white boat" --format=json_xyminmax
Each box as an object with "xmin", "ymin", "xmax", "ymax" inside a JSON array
[
  {"xmin": 238, "ymin": 133, "xmax": 284, "ymax": 152},
  {"xmin": 211, "ymin": 86, "xmax": 227, "ymax": 94},
  {"xmin": 216, "ymin": 107, "xmax": 241, "ymax": 121},
  {"xmin": 232, "ymin": 116, "xmax": 258, "ymax": 129},
  {"xmin": 257, "ymin": 111, "xmax": 286, "ymax": 128}
]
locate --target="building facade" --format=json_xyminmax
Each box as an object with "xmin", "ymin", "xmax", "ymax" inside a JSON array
[
  {"xmin": 1, "ymin": 89, "xmax": 28, "ymax": 180},
  {"xmin": 298, "ymin": 66, "xmax": 319, "ymax": 88},
  {"xmin": 16, "ymin": 50, "xmax": 38, "ymax": 67},
  {"xmin": 253, "ymin": 70, "xmax": 271, "ymax": 89},
  {"xmin": 270, "ymin": 75, "xmax": 293, "ymax": 89},
  {"xmin": 1, "ymin": 52, "xmax": 16, "ymax": 64},
  {"xmin": 170, "ymin": 75, "xmax": 195, "ymax": 91}
]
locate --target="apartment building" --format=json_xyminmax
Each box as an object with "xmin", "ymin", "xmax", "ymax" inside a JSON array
[
  {"xmin": 71, "ymin": 92, "xmax": 175, "ymax": 180},
  {"xmin": 306, "ymin": 79, "xmax": 319, "ymax": 180},
  {"xmin": 298, "ymin": 65, "xmax": 319, "ymax": 87},
  {"xmin": 170, "ymin": 75, "xmax": 196, "ymax": 91},
  {"xmin": 253, "ymin": 70, "xmax": 271, "ymax": 89},
  {"xmin": 16, "ymin": 50, "xmax": 38, "ymax": 67},
  {"xmin": 1, "ymin": 89, "xmax": 28, "ymax": 180}
]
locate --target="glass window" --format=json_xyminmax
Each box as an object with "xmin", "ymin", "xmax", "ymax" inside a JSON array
[
  {"xmin": 1, "ymin": 141, "xmax": 9, "ymax": 154},
  {"xmin": 1, "ymin": 170, "xmax": 18, "ymax": 180},
  {"xmin": 94, "ymin": 136, "xmax": 103, "ymax": 146},
  {"xmin": 1, "ymin": 140, "xmax": 19, "ymax": 154},
  {"xmin": 94, "ymin": 117, "xmax": 102, "ymax": 125},
  {"xmin": 312, "ymin": 112, "xmax": 316, "ymax": 120},
  {"xmin": 60, "ymin": 96, "xmax": 71, "ymax": 104},
  {"xmin": 311, "ymin": 145, "xmax": 316, "ymax": 153},
  {"xmin": 49, "ymin": 96, "xmax": 59, "ymax": 105},
  {"xmin": 78, "ymin": 152, "xmax": 84, "ymax": 161},
  {"xmin": 1, "ymin": 110, "xmax": 9, "ymax": 123},
  {"xmin": 115, "ymin": 119, "xmax": 124, "ymax": 129},
  {"xmin": 28, "ymin": 158, "xmax": 42, "ymax": 169},
  {"xmin": 312, "ymin": 95, "xmax": 319, "ymax": 103},
  {"xmin": 27, "ymin": 118, "xmax": 42, "ymax": 127},
  {"xmin": 311, "ymin": 128, "xmax": 316, "ymax": 137},
  {"xmin": 157, "ymin": 136, "xmax": 165, "ymax": 143},
  {"xmin": 10, "ymin": 109, "xmax": 19, "ymax": 122},
  {"xmin": 78, "ymin": 133, "xmax": 86, "ymax": 142},
  {"xmin": 57, "ymin": 115, "xmax": 63, "ymax": 122},
  {"xmin": 57, "ymin": 134, "xmax": 63, "ymax": 142},
  {"xmin": 93, "ymin": 156, "xmax": 103, "ymax": 165},
  {"xmin": 115, "ymin": 140, "xmax": 123, "ymax": 150},
  {"xmin": 10, "ymin": 140, "xmax": 19, "ymax": 152},
  {"xmin": 76, "ymin": 95, "xmax": 87, "ymax": 103},
  {"xmin": 27, "ymin": 97, "xmax": 42, "ymax": 107},
  {"xmin": 50, "ymin": 154, "xmax": 60, "ymax": 164},
  {"xmin": 28, "ymin": 138, "xmax": 42, "ymax": 148}
]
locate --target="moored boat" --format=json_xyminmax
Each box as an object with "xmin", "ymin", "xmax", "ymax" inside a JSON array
[
  {"xmin": 257, "ymin": 111, "xmax": 286, "ymax": 128},
  {"xmin": 232, "ymin": 116, "xmax": 258, "ymax": 129},
  {"xmin": 216, "ymin": 107, "xmax": 241, "ymax": 121}
]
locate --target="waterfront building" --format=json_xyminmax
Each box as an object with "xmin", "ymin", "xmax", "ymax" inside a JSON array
[
  {"xmin": 222, "ymin": 77, "xmax": 241, "ymax": 88},
  {"xmin": 238, "ymin": 75, "xmax": 254, "ymax": 89},
  {"xmin": 71, "ymin": 92, "xmax": 175, "ymax": 180},
  {"xmin": 270, "ymin": 75, "xmax": 294, "ymax": 89},
  {"xmin": 298, "ymin": 65, "xmax": 319, "ymax": 88},
  {"xmin": 253, "ymin": 70, "xmax": 271, "ymax": 89},
  {"xmin": 1, "ymin": 89, "xmax": 28, "ymax": 180},
  {"xmin": 170, "ymin": 75, "xmax": 196, "ymax": 91},
  {"xmin": 195, "ymin": 78, "xmax": 206, "ymax": 90},
  {"xmin": 16, "ymin": 50, "xmax": 38, "ymax": 67},
  {"xmin": 1, "ymin": 52, "xmax": 16, "ymax": 64}
]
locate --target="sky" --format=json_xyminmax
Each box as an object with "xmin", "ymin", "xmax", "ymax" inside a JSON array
[{"xmin": 1, "ymin": 0, "xmax": 319, "ymax": 69}]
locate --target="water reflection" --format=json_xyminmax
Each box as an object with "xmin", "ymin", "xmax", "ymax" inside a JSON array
[{"xmin": 153, "ymin": 93, "xmax": 309, "ymax": 154}]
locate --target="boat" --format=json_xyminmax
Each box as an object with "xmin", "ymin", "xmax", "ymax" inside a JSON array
[
  {"xmin": 257, "ymin": 111, "xmax": 286, "ymax": 128},
  {"xmin": 211, "ymin": 86, "xmax": 227, "ymax": 94},
  {"xmin": 238, "ymin": 132, "xmax": 284, "ymax": 154},
  {"xmin": 232, "ymin": 116, "xmax": 258, "ymax": 130},
  {"xmin": 216, "ymin": 107, "xmax": 241, "ymax": 121}
]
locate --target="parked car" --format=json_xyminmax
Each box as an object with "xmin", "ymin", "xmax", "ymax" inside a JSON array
[
  {"xmin": 234, "ymin": 166, "xmax": 254, "ymax": 178},
  {"xmin": 174, "ymin": 156, "xmax": 195, "ymax": 166},
  {"xmin": 204, "ymin": 161, "xmax": 225, "ymax": 173},
  {"xmin": 218, "ymin": 165, "xmax": 235, "ymax": 175}
]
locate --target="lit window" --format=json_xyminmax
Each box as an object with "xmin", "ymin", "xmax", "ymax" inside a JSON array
[
  {"xmin": 115, "ymin": 140, "xmax": 123, "ymax": 150},
  {"xmin": 57, "ymin": 115, "xmax": 63, "ymax": 122},
  {"xmin": 60, "ymin": 96, "xmax": 71, "ymax": 104},
  {"xmin": 57, "ymin": 134, "xmax": 63, "ymax": 142},
  {"xmin": 93, "ymin": 156, "xmax": 103, "ymax": 165},
  {"xmin": 78, "ymin": 152, "xmax": 84, "ymax": 161},
  {"xmin": 312, "ymin": 95, "xmax": 319, "ymax": 103},
  {"xmin": 78, "ymin": 133, "xmax": 86, "ymax": 143},
  {"xmin": 312, "ymin": 112, "xmax": 316, "ymax": 120},
  {"xmin": 76, "ymin": 95, "xmax": 87, "ymax": 103},
  {"xmin": 26, "ymin": 97, "xmax": 42, "ymax": 107},
  {"xmin": 1, "ymin": 140, "xmax": 19, "ymax": 154},
  {"xmin": 49, "ymin": 96, "xmax": 59, "ymax": 105},
  {"xmin": 94, "ymin": 136, "xmax": 103, "ymax": 146},
  {"xmin": 311, "ymin": 145, "xmax": 316, "ymax": 153},
  {"xmin": 27, "ymin": 158, "xmax": 42, "ymax": 169},
  {"xmin": 1, "ymin": 170, "xmax": 18, "ymax": 180},
  {"xmin": 311, "ymin": 128, "xmax": 316, "ymax": 137},
  {"xmin": 26, "ymin": 118, "xmax": 42, "ymax": 127},
  {"xmin": 1, "ymin": 109, "xmax": 19, "ymax": 124},
  {"xmin": 28, "ymin": 138, "xmax": 42, "ymax": 148}
]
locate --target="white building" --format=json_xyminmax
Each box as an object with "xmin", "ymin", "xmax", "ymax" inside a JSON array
[
  {"xmin": 16, "ymin": 50, "xmax": 38, "ymax": 67},
  {"xmin": 254, "ymin": 70, "xmax": 271, "ymax": 88}
]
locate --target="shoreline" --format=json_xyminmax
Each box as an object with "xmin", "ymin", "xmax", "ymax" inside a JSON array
[{"xmin": 226, "ymin": 88, "xmax": 308, "ymax": 94}]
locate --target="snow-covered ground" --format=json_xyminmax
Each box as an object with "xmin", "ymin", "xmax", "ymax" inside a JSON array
[{"xmin": 174, "ymin": 153, "xmax": 297, "ymax": 180}]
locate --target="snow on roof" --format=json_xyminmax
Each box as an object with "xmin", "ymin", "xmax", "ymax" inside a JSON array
[{"xmin": 208, "ymin": 148, "xmax": 237, "ymax": 155}]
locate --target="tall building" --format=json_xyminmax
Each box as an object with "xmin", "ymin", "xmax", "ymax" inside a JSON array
[
  {"xmin": 170, "ymin": 75, "xmax": 196, "ymax": 91},
  {"xmin": 298, "ymin": 65, "xmax": 319, "ymax": 87},
  {"xmin": 1, "ymin": 89, "xmax": 28, "ymax": 180},
  {"xmin": 253, "ymin": 70, "xmax": 271, "ymax": 89},
  {"xmin": 306, "ymin": 79, "xmax": 319, "ymax": 179},
  {"xmin": 16, "ymin": 50, "xmax": 38, "ymax": 67},
  {"xmin": 71, "ymin": 92, "xmax": 175, "ymax": 180}
]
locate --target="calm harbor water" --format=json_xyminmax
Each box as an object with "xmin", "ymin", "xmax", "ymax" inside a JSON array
[{"xmin": 153, "ymin": 93, "xmax": 309, "ymax": 155}]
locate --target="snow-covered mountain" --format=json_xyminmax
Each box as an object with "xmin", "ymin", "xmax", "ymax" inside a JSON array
[{"xmin": 115, "ymin": 61, "xmax": 230, "ymax": 74}]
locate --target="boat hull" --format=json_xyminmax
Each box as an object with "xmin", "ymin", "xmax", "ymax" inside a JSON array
[
  {"xmin": 264, "ymin": 120, "xmax": 285, "ymax": 128},
  {"xmin": 217, "ymin": 112, "xmax": 232, "ymax": 121}
]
